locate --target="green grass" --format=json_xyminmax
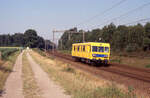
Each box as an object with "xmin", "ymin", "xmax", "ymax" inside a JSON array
[
  {"xmin": 59, "ymin": 50, "xmax": 71, "ymax": 54},
  {"xmin": 145, "ymin": 64, "xmax": 150, "ymax": 68},
  {"xmin": 0, "ymin": 51, "xmax": 20, "ymax": 95},
  {"xmin": 0, "ymin": 48, "xmax": 19, "ymax": 60},
  {"xmin": 110, "ymin": 58, "xmax": 122, "ymax": 63},
  {"xmin": 62, "ymin": 64, "xmax": 75, "ymax": 73},
  {"xmin": 0, "ymin": 47, "xmax": 21, "ymax": 49}
]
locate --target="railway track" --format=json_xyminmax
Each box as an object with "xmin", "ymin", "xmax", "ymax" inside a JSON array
[{"xmin": 48, "ymin": 51, "xmax": 150, "ymax": 83}]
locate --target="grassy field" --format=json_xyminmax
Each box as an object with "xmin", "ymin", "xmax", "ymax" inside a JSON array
[
  {"xmin": 110, "ymin": 54, "xmax": 150, "ymax": 68},
  {"xmin": 0, "ymin": 47, "xmax": 20, "ymax": 60},
  {"xmin": 22, "ymin": 51, "xmax": 42, "ymax": 98},
  {"xmin": 30, "ymin": 50, "xmax": 140, "ymax": 98},
  {"xmin": 0, "ymin": 47, "xmax": 21, "ymax": 49},
  {"xmin": 0, "ymin": 51, "xmax": 20, "ymax": 95}
]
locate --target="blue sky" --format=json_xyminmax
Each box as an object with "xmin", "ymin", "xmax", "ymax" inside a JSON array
[{"xmin": 0, "ymin": 0, "xmax": 150, "ymax": 42}]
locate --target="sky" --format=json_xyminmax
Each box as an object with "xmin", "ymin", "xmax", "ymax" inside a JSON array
[{"xmin": 0, "ymin": 0, "xmax": 150, "ymax": 43}]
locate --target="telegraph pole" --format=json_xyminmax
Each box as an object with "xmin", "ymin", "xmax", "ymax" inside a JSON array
[
  {"xmin": 45, "ymin": 40, "xmax": 46, "ymax": 53},
  {"xmin": 52, "ymin": 30, "xmax": 55, "ymax": 53},
  {"xmin": 82, "ymin": 31, "xmax": 85, "ymax": 42},
  {"xmin": 52, "ymin": 29, "xmax": 86, "ymax": 53}
]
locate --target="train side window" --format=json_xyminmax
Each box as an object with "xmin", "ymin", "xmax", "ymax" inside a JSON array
[
  {"xmin": 74, "ymin": 46, "xmax": 76, "ymax": 51},
  {"xmin": 89, "ymin": 45, "xmax": 91, "ymax": 52},
  {"xmin": 83, "ymin": 45, "xmax": 85, "ymax": 52},
  {"xmin": 78, "ymin": 46, "xmax": 80, "ymax": 51},
  {"xmin": 85, "ymin": 45, "xmax": 87, "ymax": 52}
]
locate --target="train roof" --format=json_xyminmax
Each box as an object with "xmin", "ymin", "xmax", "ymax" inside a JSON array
[{"xmin": 72, "ymin": 42, "xmax": 110, "ymax": 46}]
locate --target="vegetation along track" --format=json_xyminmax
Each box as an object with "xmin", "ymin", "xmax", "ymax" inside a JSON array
[{"xmin": 47, "ymin": 51, "xmax": 150, "ymax": 95}]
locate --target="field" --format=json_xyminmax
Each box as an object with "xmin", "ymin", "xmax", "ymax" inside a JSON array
[{"xmin": 0, "ymin": 47, "xmax": 20, "ymax": 60}]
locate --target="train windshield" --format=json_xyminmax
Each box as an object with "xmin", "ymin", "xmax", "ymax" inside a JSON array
[
  {"xmin": 92, "ymin": 46, "xmax": 104, "ymax": 52},
  {"xmin": 98, "ymin": 47, "xmax": 104, "ymax": 52},
  {"xmin": 92, "ymin": 46, "xmax": 97, "ymax": 52},
  {"xmin": 105, "ymin": 47, "xmax": 109, "ymax": 53}
]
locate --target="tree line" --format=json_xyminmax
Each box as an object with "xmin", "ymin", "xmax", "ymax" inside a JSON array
[
  {"xmin": 58, "ymin": 22, "xmax": 150, "ymax": 52},
  {"xmin": 0, "ymin": 29, "xmax": 53, "ymax": 49}
]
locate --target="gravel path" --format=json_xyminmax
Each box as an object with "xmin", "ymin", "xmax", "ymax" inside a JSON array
[
  {"xmin": 1, "ymin": 52, "xmax": 24, "ymax": 98},
  {"xmin": 26, "ymin": 52, "xmax": 70, "ymax": 98}
]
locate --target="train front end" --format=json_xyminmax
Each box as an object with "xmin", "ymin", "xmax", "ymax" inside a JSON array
[{"xmin": 91, "ymin": 43, "xmax": 110, "ymax": 64}]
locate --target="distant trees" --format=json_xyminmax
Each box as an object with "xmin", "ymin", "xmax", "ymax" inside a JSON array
[
  {"xmin": 58, "ymin": 22, "xmax": 150, "ymax": 52},
  {"xmin": 0, "ymin": 29, "xmax": 53, "ymax": 49}
]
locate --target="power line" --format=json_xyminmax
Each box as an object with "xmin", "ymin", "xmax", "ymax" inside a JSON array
[
  {"xmin": 75, "ymin": 0, "xmax": 127, "ymax": 27},
  {"xmin": 89, "ymin": 1, "xmax": 150, "ymax": 29},
  {"xmin": 123, "ymin": 18, "xmax": 150, "ymax": 25}
]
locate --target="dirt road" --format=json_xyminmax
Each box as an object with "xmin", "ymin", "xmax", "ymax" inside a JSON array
[
  {"xmin": 1, "ymin": 52, "xmax": 24, "ymax": 98},
  {"xmin": 26, "ymin": 52, "xmax": 70, "ymax": 98},
  {"xmin": 1, "ymin": 50, "xmax": 70, "ymax": 98}
]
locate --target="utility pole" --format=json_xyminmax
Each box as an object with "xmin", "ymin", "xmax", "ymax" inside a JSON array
[
  {"xmin": 59, "ymin": 38, "xmax": 62, "ymax": 50},
  {"xmin": 52, "ymin": 30, "xmax": 55, "ymax": 53},
  {"xmin": 82, "ymin": 30, "xmax": 85, "ymax": 42},
  {"xmin": 52, "ymin": 30, "xmax": 66, "ymax": 53},
  {"xmin": 45, "ymin": 40, "xmax": 46, "ymax": 53},
  {"xmin": 52, "ymin": 29, "xmax": 86, "ymax": 53}
]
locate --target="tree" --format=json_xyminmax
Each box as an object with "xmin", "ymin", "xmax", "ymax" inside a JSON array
[
  {"xmin": 0, "ymin": 29, "xmax": 53, "ymax": 49},
  {"xmin": 24, "ymin": 29, "xmax": 41, "ymax": 48},
  {"xmin": 143, "ymin": 23, "xmax": 150, "ymax": 50},
  {"xmin": 58, "ymin": 22, "xmax": 150, "ymax": 52}
]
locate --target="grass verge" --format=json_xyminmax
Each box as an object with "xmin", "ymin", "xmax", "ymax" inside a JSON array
[
  {"xmin": 22, "ymin": 51, "xmax": 42, "ymax": 98},
  {"xmin": 145, "ymin": 64, "xmax": 150, "ymax": 68},
  {"xmin": 0, "ymin": 51, "xmax": 20, "ymax": 95},
  {"xmin": 30, "ymin": 50, "xmax": 138, "ymax": 98}
]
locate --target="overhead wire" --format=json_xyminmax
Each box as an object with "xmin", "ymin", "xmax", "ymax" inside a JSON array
[
  {"xmin": 75, "ymin": 0, "xmax": 127, "ymax": 28},
  {"xmin": 123, "ymin": 18, "xmax": 150, "ymax": 25},
  {"xmin": 89, "ymin": 1, "xmax": 150, "ymax": 29}
]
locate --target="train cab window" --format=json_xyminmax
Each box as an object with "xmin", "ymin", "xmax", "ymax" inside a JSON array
[
  {"xmin": 105, "ymin": 47, "xmax": 109, "ymax": 53},
  {"xmin": 99, "ymin": 47, "xmax": 104, "ymax": 52},
  {"xmin": 92, "ymin": 46, "xmax": 97, "ymax": 52}
]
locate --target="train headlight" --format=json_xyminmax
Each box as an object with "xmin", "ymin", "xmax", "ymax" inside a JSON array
[{"xmin": 92, "ymin": 54, "xmax": 96, "ymax": 57}]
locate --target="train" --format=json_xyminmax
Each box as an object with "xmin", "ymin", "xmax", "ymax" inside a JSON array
[{"xmin": 71, "ymin": 42, "xmax": 110, "ymax": 65}]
